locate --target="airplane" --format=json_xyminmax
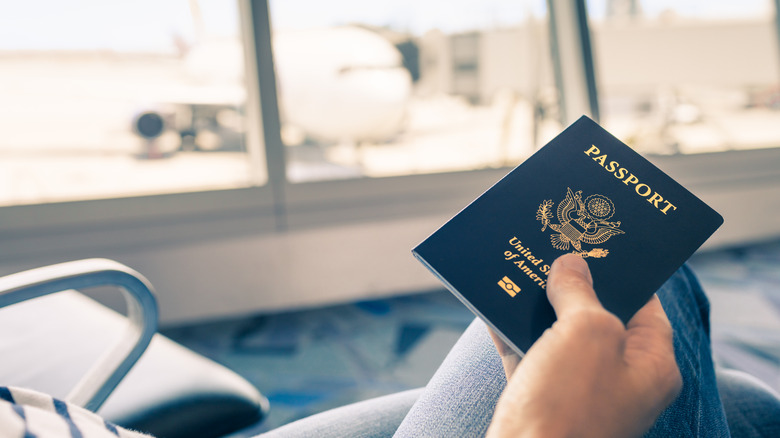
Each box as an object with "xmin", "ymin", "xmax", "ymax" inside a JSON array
[{"xmin": 133, "ymin": 2, "xmax": 413, "ymax": 157}]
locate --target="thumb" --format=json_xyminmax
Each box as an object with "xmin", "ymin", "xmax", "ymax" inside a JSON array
[{"xmin": 546, "ymin": 254, "xmax": 602, "ymax": 319}]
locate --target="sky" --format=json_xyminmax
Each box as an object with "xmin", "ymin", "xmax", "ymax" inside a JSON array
[
  {"xmin": 270, "ymin": 0, "xmax": 773, "ymax": 32},
  {"xmin": 0, "ymin": 0, "xmax": 238, "ymax": 52},
  {"xmin": 0, "ymin": 0, "xmax": 773, "ymax": 52}
]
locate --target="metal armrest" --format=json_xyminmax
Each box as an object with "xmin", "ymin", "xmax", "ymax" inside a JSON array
[{"xmin": 0, "ymin": 258, "xmax": 158, "ymax": 412}]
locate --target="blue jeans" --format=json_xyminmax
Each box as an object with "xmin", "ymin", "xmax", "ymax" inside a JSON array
[{"xmin": 257, "ymin": 266, "xmax": 780, "ymax": 437}]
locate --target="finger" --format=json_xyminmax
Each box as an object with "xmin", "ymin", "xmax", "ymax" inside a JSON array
[
  {"xmin": 488, "ymin": 328, "xmax": 513, "ymax": 357},
  {"xmin": 488, "ymin": 328, "xmax": 521, "ymax": 377},
  {"xmin": 546, "ymin": 254, "xmax": 602, "ymax": 319},
  {"xmin": 627, "ymin": 294, "xmax": 672, "ymax": 333},
  {"xmin": 625, "ymin": 294, "xmax": 680, "ymax": 400}
]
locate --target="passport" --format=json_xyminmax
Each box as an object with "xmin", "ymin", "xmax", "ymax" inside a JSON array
[{"xmin": 413, "ymin": 116, "xmax": 723, "ymax": 355}]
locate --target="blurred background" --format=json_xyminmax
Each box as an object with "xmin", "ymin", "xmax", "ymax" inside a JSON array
[{"xmin": 1, "ymin": 0, "xmax": 780, "ymax": 433}]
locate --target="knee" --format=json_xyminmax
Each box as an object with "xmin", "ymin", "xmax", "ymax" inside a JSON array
[{"xmin": 717, "ymin": 368, "xmax": 780, "ymax": 436}]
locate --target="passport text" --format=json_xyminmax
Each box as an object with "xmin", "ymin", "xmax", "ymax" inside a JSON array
[{"xmin": 584, "ymin": 145, "xmax": 677, "ymax": 215}]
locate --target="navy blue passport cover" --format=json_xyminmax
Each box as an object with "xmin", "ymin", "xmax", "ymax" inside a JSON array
[{"xmin": 413, "ymin": 116, "xmax": 723, "ymax": 354}]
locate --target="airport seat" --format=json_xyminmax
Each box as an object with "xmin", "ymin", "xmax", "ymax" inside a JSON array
[{"xmin": 0, "ymin": 259, "xmax": 269, "ymax": 438}]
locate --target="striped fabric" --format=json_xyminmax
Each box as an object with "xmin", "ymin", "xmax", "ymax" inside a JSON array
[{"xmin": 0, "ymin": 387, "xmax": 151, "ymax": 438}]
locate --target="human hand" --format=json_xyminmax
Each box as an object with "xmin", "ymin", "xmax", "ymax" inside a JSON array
[{"xmin": 486, "ymin": 254, "xmax": 682, "ymax": 438}]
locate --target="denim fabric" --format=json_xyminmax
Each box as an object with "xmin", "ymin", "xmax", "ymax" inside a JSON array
[
  {"xmin": 644, "ymin": 264, "xmax": 730, "ymax": 437},
  {"xmin": 258, "ymin": 265, "xmax": 769, "ymax": 437},
  {"xmin": 393, "ymin": 320, "xmax": 506, "ymax": 437},
  {"xmin": 257, "ymin": 388, "xmax": 423, "ymax": 438},
  {"xmin": 393, "ymin": 265, "xmax": 732, "ymax": 437},
  {"xmin": 717, "ymin": 368, "xmax": 780, "ymax": 437}
]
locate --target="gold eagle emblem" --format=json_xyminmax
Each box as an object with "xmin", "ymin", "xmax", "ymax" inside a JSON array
[{"xmin": 536, "ymin": 188, "xmax": 624, "ymax": 258}]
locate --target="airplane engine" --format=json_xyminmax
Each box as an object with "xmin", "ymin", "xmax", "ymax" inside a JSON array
[{"xmin": 132, "ymin": 111, "xmax": 165, "ymax": 139}]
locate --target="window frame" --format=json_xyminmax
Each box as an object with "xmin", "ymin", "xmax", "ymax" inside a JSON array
[{"xmin": 2, "ymin": 0, "xmax": 780, "ymax": 269}]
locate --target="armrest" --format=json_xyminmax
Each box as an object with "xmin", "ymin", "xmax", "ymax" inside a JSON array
[{"xmin": 0, "ymin": 258, "xmax": 158, "ymax": 412}]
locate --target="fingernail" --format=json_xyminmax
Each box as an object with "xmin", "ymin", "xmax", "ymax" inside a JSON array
[{"xmin": 552, "ymin": 254, "xmax": 590, "ymax": 277}]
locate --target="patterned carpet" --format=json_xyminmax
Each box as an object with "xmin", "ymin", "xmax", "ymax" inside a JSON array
[
  {"xmin": 163, "ymin": 239, "xmax": 780, "ymax": 435},
  {"xmin": 162, "ymin": 289, "xmax": 474, "ymax": 434}
]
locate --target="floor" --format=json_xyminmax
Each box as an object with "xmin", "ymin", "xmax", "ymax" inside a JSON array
[
  {"xmin": 689, "ymin": 241, "xmax": 780, "ymax": 392},
  {"xmin": 162, "ymin": 288, "xmax": 475, "ymax": 434},
  {"xmin": 162, "ymin": 239, "xmax": 780, "ymax": 435}
]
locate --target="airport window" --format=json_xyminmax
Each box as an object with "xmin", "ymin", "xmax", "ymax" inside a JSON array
[
  {"xmin": 0, "ymin": 0, "xmax": 266, "ymax": 207},
  {"xmin": 586, "ymin": 0, "xmax": 780, "ymax": 154},
  {"xmin": 268, "ymin": 0, "xmax": 563, "ymax": 183}
]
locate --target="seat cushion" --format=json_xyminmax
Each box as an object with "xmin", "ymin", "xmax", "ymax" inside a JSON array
[{"xmin": 0, "ymin": 291, "xmax": 268, "ymax": 438}]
